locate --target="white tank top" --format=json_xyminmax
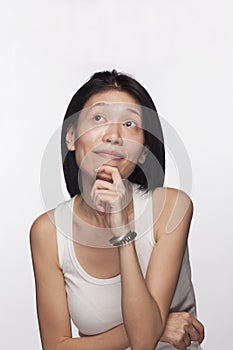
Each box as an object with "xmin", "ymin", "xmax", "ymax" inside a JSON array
[{"xmin": 54, "ymin": 188, "xmax": 202, "ymax": 350}]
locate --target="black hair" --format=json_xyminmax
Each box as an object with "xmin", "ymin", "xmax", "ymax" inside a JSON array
[{"xmin": 61, "ymin": 69, "xmax": 165, "ymax": 197}]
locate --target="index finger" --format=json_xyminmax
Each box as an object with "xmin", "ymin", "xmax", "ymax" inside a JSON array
[{"xmin": 95, "ymin": 165, "xmax": 122, "ymax": 184}]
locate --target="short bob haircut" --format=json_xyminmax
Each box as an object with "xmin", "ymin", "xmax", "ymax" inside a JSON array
[{"xmin": 61, "ymin": 70, "xmax": 165, "ymax": 197}]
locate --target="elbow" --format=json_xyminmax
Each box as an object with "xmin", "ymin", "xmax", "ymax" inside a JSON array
[
  {"xmin": 131, "ymin": 322, "xmax": 165, "ymax": 350},
  {"xmin": 56, "ymin": 337, "xmax": 72, "ymax": 350},
  {"xmin": 127, "ymin": 304, "xmax": 165, "ymax": 350},
  {"xmin": 41, "ymin": 337, "xmax": 71, "ymax": 350},
  {"xmin": 130, "ymin": 342, "xmax": 158, "ymax": 350},
  {"xmin": 130, "ymin": 335, "xmax": 160, "ymax": 350}
]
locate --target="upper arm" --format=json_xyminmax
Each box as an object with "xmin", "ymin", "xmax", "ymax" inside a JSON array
[
  {"xmin": 146, "ymin": 187, "xmax": 194, "ymax": 324},
  {"xmin": 29, "ymin": 211, "xmax": 72, "ymax": 349}
]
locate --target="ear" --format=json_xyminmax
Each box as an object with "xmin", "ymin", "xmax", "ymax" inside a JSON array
[
  {"xmin": 138, "ymin": 145, "xmax": 149, "ymax": 164},
  {"xmin": 65, "ymin": 125, "xmax": 76, "ymax": 151}
]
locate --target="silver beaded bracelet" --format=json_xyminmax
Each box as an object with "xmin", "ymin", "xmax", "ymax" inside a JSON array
[{"xmin": 109, "ymin": 231, "xmax": 137, "ymax": 247}]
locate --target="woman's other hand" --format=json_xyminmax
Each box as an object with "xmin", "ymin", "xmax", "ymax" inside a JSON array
[{"xmin": 160, "ymin": 312, "xmax": 205, "ymax": 350}]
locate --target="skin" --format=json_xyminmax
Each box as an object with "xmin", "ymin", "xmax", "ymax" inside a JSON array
[{"xmin": 30, "ymin": 90, "xmax": 204, "ymax": 350}]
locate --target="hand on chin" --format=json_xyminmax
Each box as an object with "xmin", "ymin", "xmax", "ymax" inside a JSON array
[
  {"xmin": 94, "ymin": 169, "xmax": 113, "ymax": 215},
  {"xmin": 95, "ymin": 170, "xmax": 113, "ymax": 183}
]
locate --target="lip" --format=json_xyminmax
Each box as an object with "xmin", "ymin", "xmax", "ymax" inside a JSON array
[{"xmin": 94, "ymin": 149, "xmax": 125, "ymax": 160}]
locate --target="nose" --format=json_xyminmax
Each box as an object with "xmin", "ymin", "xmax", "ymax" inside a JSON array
[{"xmin": 102, "ymin": 122, "xmax": 123, "ymax": 145}]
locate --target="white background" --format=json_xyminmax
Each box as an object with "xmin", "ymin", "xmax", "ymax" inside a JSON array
[{"xmin": 1, "ymin": 1, "xmax": 233, "ymax": 349}]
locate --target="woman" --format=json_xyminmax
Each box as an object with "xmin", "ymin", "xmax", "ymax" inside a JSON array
[{"xmin": 30, "ymin": 70, "xmax": 204, "ymax": 350}]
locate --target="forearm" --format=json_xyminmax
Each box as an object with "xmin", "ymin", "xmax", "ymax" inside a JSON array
[
  {"xmin": 58, "ymin": 324, "xmax": 129, "ymax": 350},
  {"xmin": 119, "ymin": 242, "xmax": 164, "ymax": 350}
]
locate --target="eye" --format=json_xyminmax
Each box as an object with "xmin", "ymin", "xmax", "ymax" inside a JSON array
[
  {"xmin": 93, "ymin": 114, "xmax": 105, "ymax": 122},
  {"xmin": 123, "ymin": 120, "xmax": 138, "ymax": 128}
]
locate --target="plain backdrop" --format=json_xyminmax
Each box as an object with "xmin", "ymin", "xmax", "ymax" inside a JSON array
[{"xmin": 1, "ymin": 1, "xmax": 233, "ymax": 349}]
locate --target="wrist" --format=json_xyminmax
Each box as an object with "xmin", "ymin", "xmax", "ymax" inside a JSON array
[
  {"xmin": 109, "ymin": 231, "xmax": 137, "ymax": 247},
  {"xmin": 111, "ymin": 226, "xmax": 131, "ymax": 238},
  {"xmin": 109, "ymin": 209, "xmax": 130, "ymax": 234}
]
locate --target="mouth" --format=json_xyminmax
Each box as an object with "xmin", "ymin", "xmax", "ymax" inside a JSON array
[{"xmin": 94, "ymin": 150, "xmax": 125, "ymax": 160}]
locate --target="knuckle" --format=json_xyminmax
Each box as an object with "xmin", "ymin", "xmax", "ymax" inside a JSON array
[
  {"xmin": 173, "ymin": 339, "xmax": 183, "ymax": 349},
  {"xmin": 180, "ymin": 329, "xmax": 185, "ymax": 336},
  {"xmin": 174, "ymin": 331, "xmax": 184, "ymax": 343},
  {"xmin": 95, "ymin": 179, "xmax": 101, "ymax": 187},
  {"xmin": 184, "ymin": 312, "xmax": 191, "ymax": 321}
]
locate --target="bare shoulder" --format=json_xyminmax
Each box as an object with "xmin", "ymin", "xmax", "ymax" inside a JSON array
[
  {"xmin": 152, "ymin": 186, "xmax": 193, "ymax": 205},
  {"xmin": 29, "ymin": 208, "xmax": 58, "ymax": 263},
  {"xmin": 152, "ymin": 187, "xmax": 194, "ymax": 241}
]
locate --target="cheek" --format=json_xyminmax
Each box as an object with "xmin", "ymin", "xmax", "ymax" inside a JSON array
[
  {"xmin": 74, "ymin": 130, "xmax": 101, "ymax": 168},
  {"xmin": 74, "ymin": 135, "xmax": 89, "ymax": 167},
  {"xmin": 126, "ymin": 139, "xmax": 144, "ymax": 162},
  {"xmin": 77, "ymin": 126, "xmax": 103, "ymax": 147}
]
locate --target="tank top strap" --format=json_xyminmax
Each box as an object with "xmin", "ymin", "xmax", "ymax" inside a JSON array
[
  {"xmin": 133, "ymin": 186, "xmax": 155, "ymax": 244},
  {"xmin": 54, "ymin": 197, "xmax": 74, "ymax": 270}
]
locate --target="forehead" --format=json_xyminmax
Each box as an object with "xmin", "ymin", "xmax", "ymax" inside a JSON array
[{"xmin": 82, "ymin": 90, "xmax": 141, "ymax": 114}]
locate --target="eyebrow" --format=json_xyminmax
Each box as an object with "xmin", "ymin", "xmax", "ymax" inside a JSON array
[{"xmin": 88, "ymin": 102, "xmax": 142, "ymax": 117}]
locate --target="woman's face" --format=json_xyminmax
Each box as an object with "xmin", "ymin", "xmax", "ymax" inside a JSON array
[{"xmin": 68, "ymin": 90, "xmax": 147, "ymax": 180}]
